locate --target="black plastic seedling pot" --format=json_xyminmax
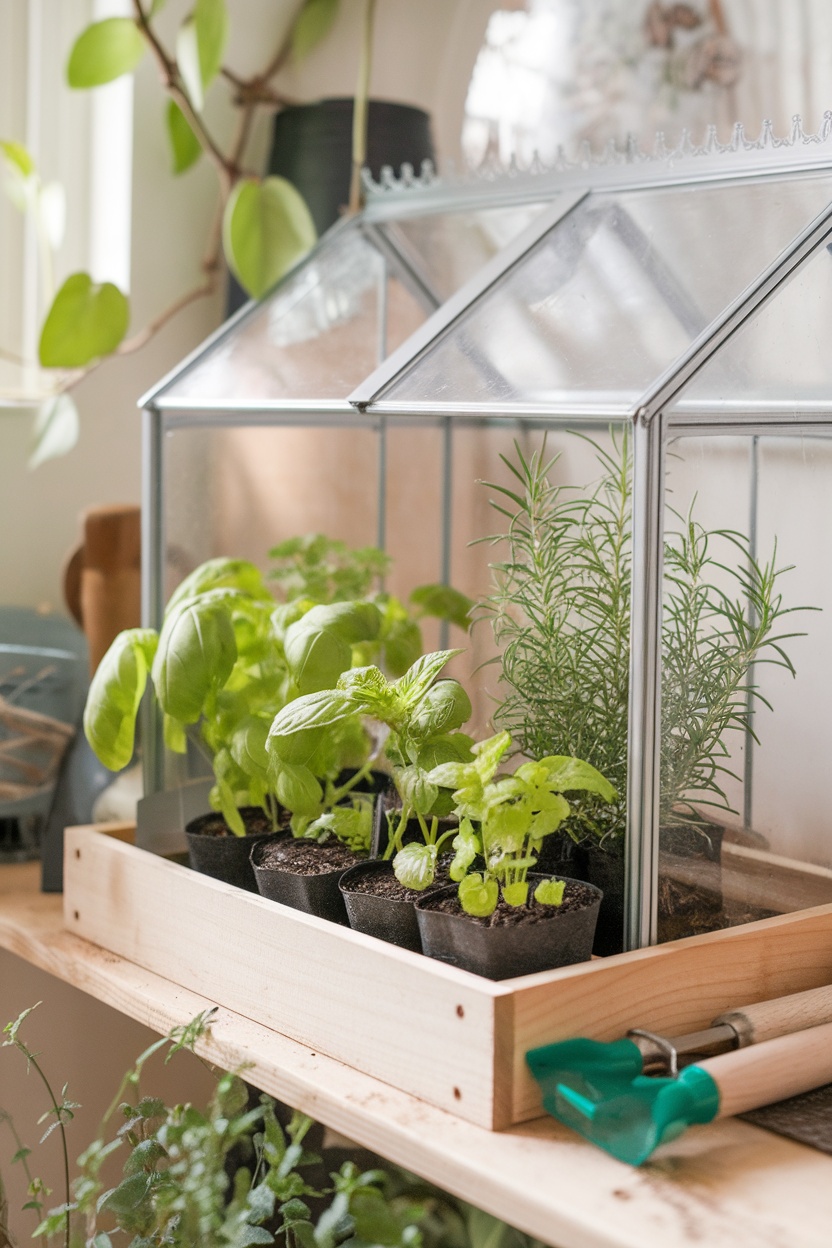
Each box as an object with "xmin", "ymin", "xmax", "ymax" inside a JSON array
[
  {"xmin": 415, "ymin": 875, "xmax": 603, "ymax": 980},
  {"xmin": 250, "ymin": 840, "xmax": 354, "ymax": 925},
  {"xmin": 339, "ymin": 860, "xmax": 425, "ymax": 952},
  {"xmin": 185, "ymin": 809, "xmax": 282, "ymax": 892}
]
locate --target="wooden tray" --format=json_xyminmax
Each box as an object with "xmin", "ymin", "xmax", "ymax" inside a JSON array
[{"xmin": 64, "ymin": 824, "xmax": 832, "ymax": 1131}]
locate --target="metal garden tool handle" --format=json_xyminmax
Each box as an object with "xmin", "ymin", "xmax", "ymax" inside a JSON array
[
  {"xmin": 714, "ymin": 982, "xmax": 832, "ymax": 1047},
  {"xmin": 704, "ymin": 1017, "xmax": 832, "ymax": 1118}
]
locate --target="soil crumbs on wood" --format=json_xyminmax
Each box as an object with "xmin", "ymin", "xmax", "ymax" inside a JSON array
[
  {"xmin": 257, "ymin": 838, "xmax": 363, "ymax": 876},
  {"xmin": 420, "ymin": 879, "xmax": 597, "ymax": 928}
]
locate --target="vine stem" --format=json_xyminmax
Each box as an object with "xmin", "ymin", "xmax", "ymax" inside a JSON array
[
  {"xmin": 348, "ymin": 0, "xmax": 377, "ymax": 214},
  {"xmin": 23, "ymin": 1054, "xmax": 71, "ymax": 1248}
]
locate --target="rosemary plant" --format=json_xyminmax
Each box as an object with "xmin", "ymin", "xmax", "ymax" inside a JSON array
[{"xmin": 483, "ymin": 433, "xmax": 808, "ymax": 845}]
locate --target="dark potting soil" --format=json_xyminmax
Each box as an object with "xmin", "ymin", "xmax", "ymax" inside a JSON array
[
  {"xmin": 257, "ymin": 838, "xmax": 363, "ymax": 876},
  {"xmin": 342, "ymin": 855, "xmax": 452, "ymax": 902},
  {"xmin": 191, "ymin": 808, "xmax": 288, "ymax": 838},
  {"xmin": 420, "ymin": 880, "xmax": 597, "ymax": 929}
]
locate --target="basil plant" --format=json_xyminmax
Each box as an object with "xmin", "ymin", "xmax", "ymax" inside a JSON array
[
  {"xmin": 428, "ymin": 732, "xmax": 617, "ymax": 917},
  {"xmin": 268, "ymin": 649, "xmax": 475, "ymax": 888},
  {"xmin": 83, "ymin": 559, "xmax": 382, "ymax": 838}
]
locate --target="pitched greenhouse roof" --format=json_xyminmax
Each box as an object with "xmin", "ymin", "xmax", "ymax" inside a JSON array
[
  {"xmin": 353, "ymin": 167, "xmax": 832, "ymax": 422},
  {"xmin": 141, "ymin": 198, "xmax": 552, "ymax": 416}
]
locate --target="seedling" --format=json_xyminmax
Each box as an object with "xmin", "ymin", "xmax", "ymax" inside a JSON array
[{"xmin": 429, "ymin": 732, "xmax": 616, "ymax": 917}]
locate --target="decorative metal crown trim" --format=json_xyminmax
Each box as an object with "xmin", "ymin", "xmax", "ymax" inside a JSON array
[{"xmin": 362, "ymin": 112, "xmax": 832, "ymax": 217}]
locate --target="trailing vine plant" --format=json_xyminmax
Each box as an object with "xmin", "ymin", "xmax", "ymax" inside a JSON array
[{"xmin": 0, "ymin": 0, "xmax": 380, "ymax": 465}]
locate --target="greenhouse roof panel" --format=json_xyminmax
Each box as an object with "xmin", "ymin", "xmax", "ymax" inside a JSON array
[{"xmin": 358, "ymin": 171, "xmax": 832, "ymax": 415}]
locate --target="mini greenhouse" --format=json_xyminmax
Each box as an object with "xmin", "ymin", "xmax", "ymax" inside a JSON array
[{"xmin": 139, "ymin": 123, "xmax": 832, "ymax": 953}]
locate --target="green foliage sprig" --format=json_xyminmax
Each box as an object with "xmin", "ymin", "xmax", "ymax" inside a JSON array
[
  {"xmin": 429, "ymin": 733, "xmax": 616, "ymax": 917},
  {"xmin": 269, "ymin": 651, "xmax": 474, "ymax": 889},
  {"xmin": 483, "ymin": 433, "xmax": 811, "ymax": 846},
  {"xmin": 1, "ymin": 1003, "xmax": 544, "ymax": 1248}
]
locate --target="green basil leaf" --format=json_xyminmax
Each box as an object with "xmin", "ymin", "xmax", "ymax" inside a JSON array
[
  {"xmin": 396, "ymin": 766, "xmax": 438, "ymax": 817},
  {"xmin": 163, "ymin": 714, "xmax": 187, "ymax": 754},
  {"xmin": 409, "ymin": 583, "xmax": 473, "ymax": 631},
  {"xmin": 502, "ymin": 880, "xmax": 528, "ymax": 907},
  {"xmin": 165, "ymin": 99, "xmax": 201, "ymax": 174},
  {"xmin": 487, "ymin": 804, "xmax": 528, "ymax": 853},
  {"xmin": 285, "ymin": 625, "xmax": 351, "ymax": 694},
  {"xmin": 274, "ymin": 762, "xmax": 322, "ymax": 816},
  {"xmin": 392, "ymin": 649, "xmax": 462, "ymax": 711},
  {"xmin": 393, "ymin": 842, "xmax": 437, "ymax": 891},
  {"xmin": 152, "ymin": 596, "xmax": 237, "ymax": 723},
  {"xmin": 534, "ymin": 878, "xmax": 566, "ymax": 906},
  {"xmin": 292, "ymin": 0, "xmax": 339, "ymax": 60},
  {"xmin": 266, "ymin": 723, "xmax": 322, "ymax": 766},
  {"xmin": 67, "ymin": 18, "xmax": 145, "ymax": 88},
  {"xmin": 381, "ymin": 617, "xmax": 422, "ymax": 678},
  {"xmin": 458, "ymin": 873, "xmax": 499, "ymax": 918},
  {"xmin": 417, "ymin": 732, "xmax": 474, "ymax": 771},
  {"xmin": 408, "ymin": 680, "xmax": 471, "ymax": 742},
  {"xmin": 166, "ymin": 557, "xmax": 271, "ymax": 614},
  {"xmin": 83, "ymin": 629, "xmax": 158, "ymax": 770},
  {"xmin": 195, "ymin": 0, "xmax": 228, "ymax": 89},
  {"xmin": 230, "ymin": 715, "xmax": 271, "ymax": 781},
  {"xmin": 425, "ymin": 759, "xmax": 473, "ymax": 792},
  {"xmin": 222, "ymin": 176, "xmax": 316, "ymax": 300},
  {"xmin": 269, "ymin": 689, "xmax": 361, "ymax": 737},
  {"xmin": 29, "ymin": 394, "xmax": 79, "ymax": 469},
  {"xmin": 39, "ymin": 273, "xmax": 129, "ymax": 368}
]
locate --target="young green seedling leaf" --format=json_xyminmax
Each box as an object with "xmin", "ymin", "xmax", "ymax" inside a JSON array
[
  {"xmin": 534, "ymin": 878, "xmax": 566, "ymax": 906},
  {"xmin": 393, "ymin": 842, "xmax": 437, "ymax": 890},
  {"xmin": 292, "ymin": 0, "xmax": 340, "ymax": 60},
  {"xmin": 458, "ymin": 873, "xmax": 499, "ymax": 917}
]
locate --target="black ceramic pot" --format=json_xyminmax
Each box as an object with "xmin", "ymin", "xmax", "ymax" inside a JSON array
[
  {"xmin": 339, "ymin": 860, "xmax": 425, "ymax": 952},
  {"xmin": 415, "ymin": 875, "xmax": 603, "ymax": 981},
  {"xmin": 226, "ymin": 98, "xmax": 435, "ymax": 315},
  {"xmin": 268, "ymin": 98, "xmax": 435, "ymax": 236},
  {"xmin": 185, "ymin": 808, "xmax": 282, "ymax": 892},
  {"xmin": 250, "ymin": 839, "xmax": 359, "ymax": 925}
]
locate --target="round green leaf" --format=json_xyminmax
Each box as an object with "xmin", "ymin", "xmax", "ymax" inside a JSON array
[
  {"xmin": 39, "ymin": 273, "xmax": 129, "ymax": 368},
  {"xmin": 274, "ymin": 762, "xmax": 322, "ymax": 815},
  {"xmin": 292, "ymin": 0, "xmax": 340, "ymax": 61},
  {"xmin": 393, "ymin": 842, "xmax": 437, "ymax": 891},
  {"xmin": 502, "ymin": 880, "xmax": 529, "ymax": 907},
  {"xmin": 222, "ymin": 176, "xmax": 316, "ymax": 300},
  {"xmin": 67, "ymin": 18, "xmax": 145, "ymax": 89},
  {"xmin": 458, "ymin": 873, "xmax": 499, "ymax": 918},
  {"xmin": 534, "ymin": 878, "xmax": 566, "ymax": 907},
  {"xmin": 409, "ymin": 680, "xmax": 472, "ymax": 742},
  {"xmin": 285, "ymin": 626, "xmax": 350, "ymax": 695},
  {"xmin": 165, "ymin": 100, "xmax": 202, "ymax": 174}
]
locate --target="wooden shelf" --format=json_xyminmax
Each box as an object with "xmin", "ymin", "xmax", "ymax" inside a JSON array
[{"xmin": 2, "ymin": 860, "xmax": 832, "ymax": 1248}]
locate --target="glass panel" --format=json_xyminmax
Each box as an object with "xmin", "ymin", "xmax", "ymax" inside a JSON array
[
  {"xmin": 674, "ymin": 240, "xmax": 832, "ymax": 413},
  {"xmin": 382, "ymin": 173, "xmax": 832, "ymax": 409},
  {"xmin": 381, "ymin": 202, "xmax": 549, "ymax": 301},
  {"xmin": 658, "ymin": 434, "xmax": 832, "ymax": 942},
  {"xmin": 162, "ymin": 228, "xmax": 424, "ymax": 405}
]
